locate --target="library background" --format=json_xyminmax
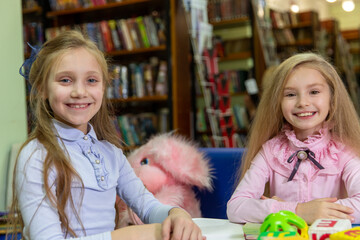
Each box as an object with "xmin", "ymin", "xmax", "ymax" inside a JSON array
[
  {"xmin": 17, "ymin": 0, "xmax": 360, "ymax": 148},
  {"xmin": 20, "ymin": 0, "xmax": 360, "ymax": 150}
]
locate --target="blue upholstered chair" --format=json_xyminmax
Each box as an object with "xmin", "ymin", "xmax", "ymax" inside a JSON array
[{"xmin": 196, "ymin": 148, "xmax": 245, "ymax": 219}]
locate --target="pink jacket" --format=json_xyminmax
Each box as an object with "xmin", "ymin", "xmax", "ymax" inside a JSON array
[{"xmin": 227, "ymin": 126, "xmax": 360, "ymax": 223}]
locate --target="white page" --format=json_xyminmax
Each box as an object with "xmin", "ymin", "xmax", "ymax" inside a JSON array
[{"xmin": 193, "ymin": 218, "xmax": 245, "ymax": 240}]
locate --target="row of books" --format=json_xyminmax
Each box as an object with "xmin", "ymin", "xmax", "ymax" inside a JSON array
[
  {"xmin": 272, "ymin": 27, "xmax": 314, "ymax": 46},
  {"xmin": 198, "ymin": 131, "xmax": 247, "ymax": 148},
  {"xmin": 48, "ymin": 0, "xmax": 122, "ymax": 11},
  {"xmin": 45, "ymin": 14, "xmax": 166, "ymax": 52},
  {"xmin": 23, "ymin": 22, "xmax": 44, "ymax": 55},
  {"xmin": 23, "ymin": 0, "xmax": 39, "ymax": 9},
  {"xmin": 113, "ymin": 110, "xmax": 169, "ymax": 147},
  {"xmin": 226, "ymin": 69, "xmax": 249, "ymax": 93},
  {"xmin": 195, "ymin": 69, "xmax": 250, "ymax": 102},
  {"xmin": 207, "ymin": 0, "xmax": 250, "ymax": 22},
  {"xmin": 196, "ymin": 104, "xmax": 249, "ymax": 133},
  {"xmin": 270, "ymin": 10, "xmax": 301, "ymax": 29},
  {"xmin": 107, "ymin": 58, "xmax": 168, "ymax": 99}
]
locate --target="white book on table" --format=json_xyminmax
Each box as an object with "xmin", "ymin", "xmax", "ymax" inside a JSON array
[{"xmin": 193, "ymin": 218, "xmax": 245, "ymax": 240}]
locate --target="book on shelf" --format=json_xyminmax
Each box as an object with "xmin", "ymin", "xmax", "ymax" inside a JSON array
[
  {"xmin": 44, "ymin": 13, "xmax": 166, "ymax": 53},
  {"xmin": 207, "ymin": 0, "xmax": 250, "ymax": 22},
  {"xmin": 127, "ymin": 17, "xmax": 142, "ymax": 49},
  {"xmin": 85, "ymin": 22, "xmax": 97, "ymax": 45},
  {"xmin": 108, "ymin": 58, "xmax": 166, "ymax": 99},
  {"xmin": 117, "ymin": 115, "xmax": 131, "ymax": 146},
  {"xmin": 270, "ymin": 10, "xmax": 285, "ymax": 28},
  {"xmin": 118, "ymin": 18, "xmax": 134, "ymax": 50},
  {"xmin": 155, "ymin": 60, "xmax": 168, "ymax": 95},
  {"xmin": 289, "ymin": 12, "xmax": 299, "ymax": 26},
  {"xmin": 143, "ymin": 15, "xmax": 160, "ymax": 47},
  {"xmin": 232, "ymin": 104, "xmax": 249, "ymax": 130},
  {"xmin": 108, "ymin": 20, "xmax": 122, "ymax": 50},
  {"xmin": 99, "ymin": 20, "xmax": 114, "ymax": 52},
  {"xmin": 23, "ymin": 0, "xmax": 39, "ymax": 9},
  {"xmin": 128, "ymin": 63, "xmax": 145, "ymax": 98},
  {"xmin": 135, "ymin": 64, "xmax": 145, "ymax": 98},
  {"xmin": 143, "ymin": 63, "xmax": 154, "ymax": 96},
  {"xmin": 196, "ymin": 108, "xmax": 208, "ymax": 132},
  {"xmin": 128, "ymin": 117, "xmax": 141, "ymax": 146},
  {"xmin": 23, "ymin": 22, "xmax": 44, "ymax": 55},
  {"xmin": 228, "ymin": 69, "xmax": 248, "ymax": 93},
  {"xmin": 136, "ymin": 16, "xmax": 151, "ymax": 48},
  {"xmin": 158, "ymin": 108, "xmax": 169, "ymax": 133},
  {"xmin": 213, "ymin": 24, "xmax": 252, "ymax": 41},
  {"xmin": 223, "ymin": 38, "xmax": 251, "ymax": 56},
  {"xmin": 153, "ymin": 12, "xmax": 167, "ymax": 45},
  {"xmin": 49, "ymin": 0, "xmax": 111, "ymax": 11},
  {"xmin": 139, "ymin": 113, "xmax": 158, "ymax": 141},
  {"xmin": 95, "ymin": 22, "xmax": 105, "ymax": 52}
]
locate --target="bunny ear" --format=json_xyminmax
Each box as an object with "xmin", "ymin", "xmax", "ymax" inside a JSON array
[{"xmin": 147, "ymin": 134, "xmax": 213, "ymax": 190}]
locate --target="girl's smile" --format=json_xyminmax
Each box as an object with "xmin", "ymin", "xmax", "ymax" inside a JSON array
[
  {"xmin": 281, "ymin": 66, "xmax": 331, "ymax": 141},
  {"xmin": 295, "ymin": 112, "xmax": 316, "ymax": 117},
  {"xmin": 46, "ymin": 47, "xmax": 104, "ymax": 134}
]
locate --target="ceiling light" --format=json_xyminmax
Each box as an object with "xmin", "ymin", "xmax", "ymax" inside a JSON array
[
  {"xmin": 290, "ymin": 3, "xmax": 299, "ymax": 13},
  {"xmin": 342, "ymin": 0, "xmax": 355, "ymax": 12},
  {"xmin": 327, "ymin": 0, "xmax": 336, "ymax": 2}
]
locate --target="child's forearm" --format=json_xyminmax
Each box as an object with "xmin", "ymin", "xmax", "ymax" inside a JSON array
[{"xmin": 227, "ymin": 197, "xmax": 297, "ymax": 223}]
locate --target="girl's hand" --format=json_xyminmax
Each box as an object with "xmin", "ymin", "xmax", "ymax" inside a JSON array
[
  {"xmin": 295, "ymin": 197, "xmax": 355, "ymax": 224},
  {"xmin": 162, "ymin": 208, "xmax": 205, "ymax": 240}
]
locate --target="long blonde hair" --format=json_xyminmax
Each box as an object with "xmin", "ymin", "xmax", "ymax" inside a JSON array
[
  {"xmin": 8, "ymin": 30, "xmax": 121, "ymax": 238},
  {"xmin": 239, "ymin": 53, "xmax": 360, "ymax": 181}
]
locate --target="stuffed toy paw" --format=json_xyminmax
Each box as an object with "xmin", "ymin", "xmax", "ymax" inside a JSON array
[{"xmin": 117, "ymin": 133, "xmax": 213, "ymax": 226}]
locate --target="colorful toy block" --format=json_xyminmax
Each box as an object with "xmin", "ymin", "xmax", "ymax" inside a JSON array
[
  {"xmin": 309, "ymin": 219, "xmax": 352, "ymax": 240},
  {"xmin": 260, "ymin": 210, "xmax": 308, "ymax": 239},
  {"xmin": 330, "ymin": 227, "xmax": 360, "ymax": 240}
]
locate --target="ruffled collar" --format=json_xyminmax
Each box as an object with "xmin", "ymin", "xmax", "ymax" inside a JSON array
[
  {"xmin": 264, "ymin": 124, "xmax": 350, "ymax": 179},
  {"xmin": 282, "ymin": 124, "xmax": 330, "ymax": 152}
]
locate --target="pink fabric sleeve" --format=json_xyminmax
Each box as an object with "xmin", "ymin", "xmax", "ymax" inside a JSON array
[
  {"xmin": 337, "ymin": 157, "xmax": 360, "ymax": 223},
  {"xmin": 226, "ymin": 149, "xmax": 298, "ymax": 223}
]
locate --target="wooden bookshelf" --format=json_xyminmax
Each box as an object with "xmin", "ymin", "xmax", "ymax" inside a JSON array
[
  {"xmin": 342, "ymin": 29, "xmax": 360, "ymax": 104},
  {"xmin": 192, "ymin": 0, "xmax": 255, "ymax": 148},
  {"xmin": 320, "ymin": 19, "xmax": 340, "ymax": 68},
  {"xmin": 110, "ymin": 95, "xmax": 168, "ymax": 103},
  {"xmin": 46, "ymin": 0, "xmax": 154, "ymax": 18},
  {"xmin": 342, "ymin": 29, "xmax": 360, "ymax": 73},
  {"xmin": 22, "ymin": 6, "xmax": 42, "ymax": 15},
  {"xmin": 106, "ymin": 45, "xmax": 166, "ymax": 57},
  {"xmin": 21, "ymin": 0, "xmax": 192, "ymax": 144},
  {"xmin": 210, "ymin": 17, "xmax": 250, "ymax": 27},
  {"xmin": 270, "ymin": 10, "xmax": 320, "ymax": 61}
]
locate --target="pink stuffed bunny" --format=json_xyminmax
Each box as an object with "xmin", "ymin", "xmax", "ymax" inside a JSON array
[{"xmin": 117, "ymin": 133, "xmax": 213, "ymax": 227}]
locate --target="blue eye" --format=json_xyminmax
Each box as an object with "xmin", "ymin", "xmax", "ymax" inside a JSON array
[
  {"xmin": 140, "ymin": 158, "xmax": 149, "ymax": 165},
  {"xmin": 88, "ymin": 78, "xmax": 98, "ymax": 83},
  {"xmin": 60, "ymin": 78, "xmax": 71, "ymax": 83}
]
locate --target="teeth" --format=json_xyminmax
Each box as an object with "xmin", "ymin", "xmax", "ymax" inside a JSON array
[
  {"xmin": 71, "ymin": 104, "xmax": 87, "ymax": 108},
  {"xmin": 297, "ymin": 112, "xmax": 313, "ymax": 117}
]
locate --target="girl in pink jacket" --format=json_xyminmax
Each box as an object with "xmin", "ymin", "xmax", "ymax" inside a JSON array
[{"xmin": 227, "ymin": 53, "xmax": 360, "ymax": 224}]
